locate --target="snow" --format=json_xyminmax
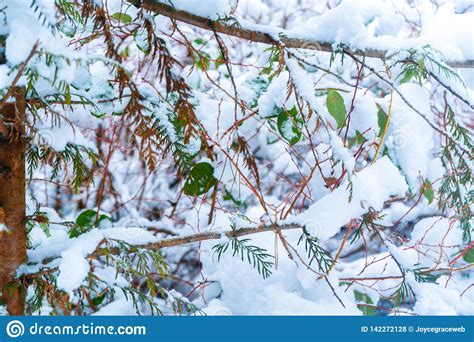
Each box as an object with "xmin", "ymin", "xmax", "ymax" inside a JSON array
[
  {"xmin": 236, "ymin": 0, "xmax": 269, "ymax": 20},
  {"xmin": 387, "ymin": 84, "xmax": 435, "ymax": 190},
  {"xmin": 200, "ymin": 229, "xmax": 361, "ymax": 315},
  {"xmin": 3, "ymin": 0, "xmax": 59, "ymax": 65},
  {"xmin": 411, "ymin": 216, "xmax": 462, "ymax": 248},
  {"xmin": 329, "ymin": 131, "xmax": 355, "ymax": 171},
  {"xmin": 285, "ymin": 58, "xmax": 319, "ymax": 111},
  {"xmin": 34, "ymin": 225, "xmax": 159, "ymax": 295},
  {"xmin": 158, "ymin": 0, "xmax": 235, "ymax": 20},
  {"xmin": 238, "ymin": 0, "xmax": 473, "ymax": 64},
  {"xmin": 286, "ymin": 156, "xmax": 408, "ymax": 240},
  {"xmin": 337, "ymin": 248, "xmax": 474, "ymax": 316},
  {"xmin": 5, "ymin": 18, "xmax": 40, "ymax": 65},
  {"xmin": 0, "ymin": 65, "xmax": 13, "ymax": 89},
  {"xmin": 411, "ymin": 280, "xmax": 461, "ymax": 315},
  {"xmin": 57, "ymin": 230, "xmax": 104, "ymax": 295},
  {"xmin": 421, "ymin": 5, "xmax": 474, "ymax": 60},
  {"xmin": 257, "ymin": 72, "xmax": 290, "ymax": 117},
  {"xmin": 291, "ymin": 1, "xmax": 370, "ymax": 49},
  {"xmin": 35, "ymin": 123, "xmax": 97, "ymax": 152},
  {"xmin": 93, "ymin": 297, "xmax": 137, "ymax": 316}
]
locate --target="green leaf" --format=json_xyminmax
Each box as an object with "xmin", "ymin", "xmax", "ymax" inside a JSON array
[
  {"xmin": 277, "ymin": 106, "xmax": 303, "ymax": 145},
  {"xmin": 223, "ymin": 188, "xmax": 247, "ymax": 208},
  {"xmin": 193, "ymin": 51, "xmax": 211, "ymax": 71},
  {"xmin": 111, "ymin": 12, "xmax": 132, "ymax": 24},
  {"xmin": 326, "ymin": 90, "xmax": 347, "ymax": 129},
  {"xmin": 184, "ymin": 162, "xmax": 217, "ymax": 196},
  {"xmin": 134, "ymin": 30, "xmax": 153, "ymax": 55},
  {"xmin": 68, "ymin": 225, "xmax": 90, "ymax": 238},
  {"xmin": 64, "ymin": 85, "xmax": 71, "ymax": 105},
  {"xmin": 92, "ymin": 292, "xmax": 108, "ymax": 306},
  {"xmin": 463, "ymin": 246, "xmax": 474, "ymax": 263},
  {"xmin": 39, "ymin": 222, "xmax": 51, "ymax": 238},
  {"xmin": 355, "ymin": 130, "xmax": 367, "ymax": 144},
  {"xmin": 377, "ymin": 107, "xmax": 388, "ymax": 137},
  {"xmin": 261, "ymin": 67, "xmax": 272, "ymax": 75},
  {"xmin": 354, "ymin": 130, "xmax": 367, "ymax": 145},
  {"xmin": 423, "ymin": 180, "xmax": 434, "ymax": 204},
  {"xmin": 71, "ymin": 209, "xmax": 111, "ymax": 238},
  {"xmin": 76, "ymin": 209, "xmax": 97, "ymax": 227},
  {"xmin": 76, "ymin": 209, "xmax": 111, "ymax": 228},
  {"xmin": 399, "ymin": 68, "xmax": 416, "ymax": 84},
  {"xmin": 354, "ymin": 290, "xmax": 376, "ymax": 315},
  {"xmin": 347, "ymin": 130, "xmax": 368, "ymax": 148}
]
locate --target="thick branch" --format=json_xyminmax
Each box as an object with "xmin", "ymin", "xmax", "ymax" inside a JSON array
[
  {"xmin": 136, "ymin": 0, "xmax": 474, "ymax": 69},
  {"xmin": 134, "ymin": 223, "xmax": 302, "ymax": 250}
]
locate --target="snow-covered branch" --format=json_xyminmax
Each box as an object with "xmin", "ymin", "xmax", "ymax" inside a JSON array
[
  {"xmin": 135, "ymin": 0, "xmax": 474, "ymax": 68},
  {"xmin": 132, "ymin": 223, "xmax": 301, "ymax": 250},
  {"xmin": 24, "ymin": 223, "xmax": 303, "ymax": 280}
]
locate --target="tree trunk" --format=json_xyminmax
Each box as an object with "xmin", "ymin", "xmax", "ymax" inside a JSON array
[{"xmin": 0, "ymin": 90, "xmax": 26, "ymax": 315}]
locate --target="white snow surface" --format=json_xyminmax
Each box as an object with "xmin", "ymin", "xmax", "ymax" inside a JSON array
[
  {"xmin": 158, "ymin": 0, "xmax": 236, "ymax": 20},
  {"xmin": 28, "ymin": 225, "xmax": 159, "ymax": 296},
  {"xmin": 286, "ymin": 156, "xmax": 408, "ymax": 241}
]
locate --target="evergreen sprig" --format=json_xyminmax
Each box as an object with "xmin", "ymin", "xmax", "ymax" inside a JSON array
[
  {"xmin": 213, "ymin": 235, "xmax": 274, "ymax": 279},
  {"xmin": 167, "ymin": 290, "xmax": 204, "ymax": 316},
  {"xmin": 390, "ymin": 279, "xmax": 416, "ymax": 306},
  {"xmin": 412, "ymin": 267, "xmax": 440, "ymax": 284},
  {"xmin": 297, "ymin": 228, "xmax": 333, "ymax": 273},
  {"xmin": 104, "ymin": 240, "xmax": 170, "ymax": 315},
  {"xmin": 394, "ymin": 45, "xmax": 464, "ymax": 86},
  {"xmin": 439, "ymin": 105, "xmax": 473, "ymax": 242}
]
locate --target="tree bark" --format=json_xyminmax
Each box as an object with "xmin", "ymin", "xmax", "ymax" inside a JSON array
[{"xmin": 0, "ymin": 91, "xmax": 27, "ymax": 315}]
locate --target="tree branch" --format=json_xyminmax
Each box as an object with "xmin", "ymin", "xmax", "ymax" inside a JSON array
[
  {"xmin": 135, "ymin": 0, "xmax": 474, "ymax": 69},
  {"xmin": 110, "ymin": 223, "xmax": 303, "ymax": 254},
  {"xmin": 24, "ymin": 223, "xmax": 303, "ymax": 280}
]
